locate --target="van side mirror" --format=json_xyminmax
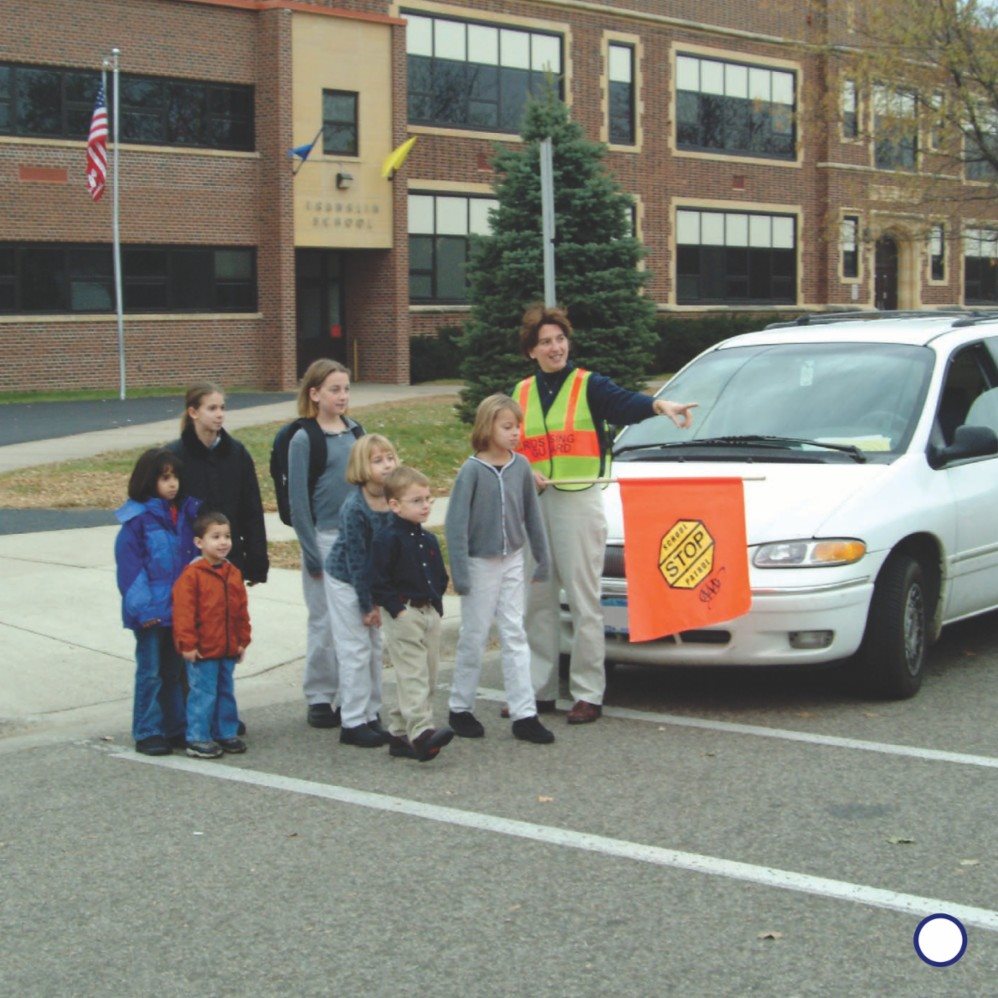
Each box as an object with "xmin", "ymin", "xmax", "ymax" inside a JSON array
[{"xmin": 928, "ymin": 424, "xmax": 998, "ymax": 468}]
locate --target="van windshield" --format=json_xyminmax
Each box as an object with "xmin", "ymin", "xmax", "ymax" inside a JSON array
[{"xmin": 615, "ymin": 341, "xmax": 934, "ymax": 459}]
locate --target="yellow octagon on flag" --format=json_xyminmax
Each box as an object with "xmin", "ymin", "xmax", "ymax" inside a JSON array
[{"xmin": 659, "ymin": 519, "xmax": 715, "ymax": 589}]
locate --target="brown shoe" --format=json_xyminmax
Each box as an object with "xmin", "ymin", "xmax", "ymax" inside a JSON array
[{"xmin": 566, "ymin": 700, "xmax": 602, "ymax": 725}]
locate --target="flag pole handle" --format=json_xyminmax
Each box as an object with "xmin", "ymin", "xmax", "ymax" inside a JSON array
[{"xmin": 544, "ymin": 476, "xmax": 766, "ymax": 485}]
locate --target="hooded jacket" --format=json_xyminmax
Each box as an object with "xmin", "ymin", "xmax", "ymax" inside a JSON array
[
  {"xmin": 167, "ymin": 426, "xmax": 269, "ymax": 584},
  {"xmin": 114, "ymin": 496, "xmax": 201, "ymax": 630},
  {"xmin": 172, "ymin": 557, "xmax": 252, "ymax": 659}
]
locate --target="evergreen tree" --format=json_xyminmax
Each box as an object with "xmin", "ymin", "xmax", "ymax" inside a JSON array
[{"xmin": 457, "ymin": 91, "xmax": 657, "ymax": 422}]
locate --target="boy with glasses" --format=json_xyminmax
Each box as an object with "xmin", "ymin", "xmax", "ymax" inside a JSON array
[{"xmin": 371, "ymin": 466, "xmax": 453, "ymax": 762}]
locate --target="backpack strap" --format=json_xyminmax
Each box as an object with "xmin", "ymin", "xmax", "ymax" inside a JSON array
[{"xmin": 300, "ymin": 418, "xmax": 328, "ymax": 500}]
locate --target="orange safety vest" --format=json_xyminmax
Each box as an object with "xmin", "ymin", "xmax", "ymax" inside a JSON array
[{"xmin": 515, "ymin": 368, "xmax": 605, "ymax": 491}]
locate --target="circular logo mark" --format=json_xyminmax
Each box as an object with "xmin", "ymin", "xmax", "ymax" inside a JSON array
[{"xmin": 913, "ymin": 913, "xmax": 967, "ymax": 967}]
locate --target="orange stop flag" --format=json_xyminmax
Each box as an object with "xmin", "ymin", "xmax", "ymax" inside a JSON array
[{"xmin": 618, "ymin": 478, "xmax": 751, "ymax": 641}]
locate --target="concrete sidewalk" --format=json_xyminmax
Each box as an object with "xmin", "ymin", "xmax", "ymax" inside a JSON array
[{"xmin": 0, "ymin": 382, "xmax": 463, "ymax": 741}]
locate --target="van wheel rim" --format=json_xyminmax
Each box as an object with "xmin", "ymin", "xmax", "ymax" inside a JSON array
[{"xmin": 903, "ymin": 583, "xmax": 925, "ymax": 676}]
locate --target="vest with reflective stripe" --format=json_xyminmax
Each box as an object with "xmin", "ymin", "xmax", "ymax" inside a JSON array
[{"xmin": 516, "ymin": 368, "xmax": 604, "ymax": 491}]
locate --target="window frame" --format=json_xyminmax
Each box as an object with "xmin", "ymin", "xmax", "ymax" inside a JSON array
[
  {"xmin": 840, "ymin": 78, "xmax": 860, "ymax": 141},
  {"xmin": 0, "ymin": 61, "xmax": 254, "ymax": 151},
  {"xmin": 673, "ymin": 50, "xmax": 798, "ymax": 163},
  {"xmin": 322, "ymin": 89, "xmax": 359, "ymax": 157},
  {"xmin": 403, "ymin": 10, "xmax": 564, "ymax": 135},
  {"xmin": 407, "ymin": 191, "xmax": 498, "ymax": 304},
  {"xmin": 963, "ymin": 226, "xmax": 998, "ymax": 305},
  {"xmin": 872, "ymin": 84, "xmax": 918, "ymax": 172},
  {"xmin": 0, "ymin": 243, "xmax": 257, "ymax": 315},
  {"xmin": 607, "ymin": 41, "xmax": 636, "ymax": 148},
  {"xmin": 674, "ymin": 206, "xmax": 798, "ymax": 306},
  {"xmin": 928, "ymin": 223, "xmax": 947, "ymax": 285},
  {"xmin": 840, "ymin": 214, "xmax": 861, "ymax": 282}
]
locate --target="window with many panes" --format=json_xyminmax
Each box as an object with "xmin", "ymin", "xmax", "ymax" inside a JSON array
[
  {"xmin": 841, "ymin": 79, "xmax": 858, "ymax": 139},
  {"xmin": 873, "ymin": 85, "xmax": 917, "ymax": 170},
  {"xmin": 608, "ymin": 43, "xmax": 635, "ymax": 146},
  {"xmin": 323, "ymin": 90, "xmax": 358, "ymax": 156},
  {"xmin": 0, "ymin": 245, "xmax": 256, "ymax": 314},
  {"xmin": 408, "ymin": 193, "xmax": 497, "ymax": 302},
  {"xmin": 676, "ymin": 208, "xmax": 796, "ymax": 304},
  {"xmin": 675, "ymin": 53, "xmax": 795, "ymax": 160},
  {"xmin": 965, "ymin": 110, "xmax": 998, "ymax": 181},
  {"xmin": 841, "ymin": 216, "xmax": 860, "ymax": 279},
  {"xmin": 0, "ymin": 62, "xmax": 253, "ymax": 150},
  {"xmin": 964, "ymin": 228, "xmax": 998, "ymax": 303},
  {"xmin": 405, "ymin": 12, "xmax": 562, "ymax": 133},
  {"xmin": 929, "ymin": 224, "xmax": 945, "ymax": 281}
]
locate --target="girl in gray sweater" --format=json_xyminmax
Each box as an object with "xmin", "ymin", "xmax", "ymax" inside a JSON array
[{"xmin": 445, "ymin": 394, "xmax": 554, "ymax": 744}]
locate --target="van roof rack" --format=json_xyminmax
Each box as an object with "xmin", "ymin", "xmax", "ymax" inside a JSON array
[
  {"xmin": 764, "ymin": 309, "xmax": 972, "ymax": 330},
  {"xmin": 950, "ymin": 310, "xmax": 998, "ymax": 328}
]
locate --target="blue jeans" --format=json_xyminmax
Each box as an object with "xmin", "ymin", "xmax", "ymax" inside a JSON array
[
  {"xmin": 186, "ymin": 657, "xmax": 239, "ymax": 744},
  {"xmin": 132, "ymin": 626, "xmax": 186, "ymax": 743}
]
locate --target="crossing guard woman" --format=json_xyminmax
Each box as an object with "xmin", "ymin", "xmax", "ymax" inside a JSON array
[{"xmin": 514, "ymin": 304, "xmax": 696, "ymax": 724}]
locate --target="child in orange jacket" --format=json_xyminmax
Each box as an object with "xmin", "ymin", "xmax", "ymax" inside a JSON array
[{"xmin": 173, "ymin": 511, "xmax": 252, "ymax": 759}]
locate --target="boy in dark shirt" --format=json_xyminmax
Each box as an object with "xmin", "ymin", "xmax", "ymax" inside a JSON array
[{"xmin": 371, "ymin": 466, "xmax": 453, "ymax": 762}]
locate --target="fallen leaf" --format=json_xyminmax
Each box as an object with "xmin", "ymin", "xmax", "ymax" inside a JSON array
[
  {"xmin": 537, "ymin": 795, "xmax": 554, "ymax": 803},
  {"xmin": 757, "ymin": 931, "xmax": 783, "ymax": 940},
  {"xmin": 886, "ymin": 836, "xmax": 915, "ymax": 845},
  {"xmin": 796, "ymin": 711, "xmax": 814, "ymax": 718},
  {"xmin": 704, "ymin": 752, "xmax": 716, "ymax": 757},
  {"xmin": 287, "ymin": 832, "xmax": 299, "ymax": 838},
  {"xmin": 962, "ymin": 649, "xmax": 978, "ymax": 657},
  {"xmin": 193, "ymin": 831, "xmax": 204, "ymax": 836},
  {"xmin": 508, "ymin": 903, "xmax": 522, "ymax": 912},
  {"xmin": 657, "ymin": 726, "xmax": 667, "ymax": 731},
  {"xmin": 959, "ymin": 859, "xmax": 980, "ymax": 866},
  {"xmin": 862, "ymin": 711, "xmax": 879, "ymax": 719},
  {"xmin": 100, "ymin": 735, "xmax": 115, "ymax": 742}
]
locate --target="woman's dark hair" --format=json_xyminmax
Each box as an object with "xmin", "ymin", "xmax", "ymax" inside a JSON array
[
  {"xmin": 128, "ymin": 448, "xmax": 182, "ymax": 502},
  {"xmin": 519, "ymin": 303, "xmax": 572, "ymax": 358}
]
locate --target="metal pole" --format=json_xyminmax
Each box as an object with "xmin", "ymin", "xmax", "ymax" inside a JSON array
[
  {"xmin": 539, "ymin": 137, "xmax": 556, "ymax": 307},
  {"xmin": 109, "ymin": 49, "xmax": 125, "ymax": 400}
]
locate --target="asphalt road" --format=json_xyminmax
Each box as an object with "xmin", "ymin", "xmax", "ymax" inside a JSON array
[
  {"xmin": 2, "ymin": 616, "xmax": 995, "ymax": 996},
  {"xmin": 0, "ymin": 392, "xmax": 294, "ymax": 447}
]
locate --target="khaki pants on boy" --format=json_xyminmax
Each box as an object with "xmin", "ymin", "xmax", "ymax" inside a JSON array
[{"xmin": 381, "ymin": 603, "xmax": 441, "ymax": 742}]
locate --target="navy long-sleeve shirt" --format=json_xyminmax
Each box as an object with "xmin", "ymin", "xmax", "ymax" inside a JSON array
[
  {"xmin": 371, "ymin": 514, "xmax": 448, "ymax": 619},
  {"xmin": 325, "ymin": 487, "xmax": 392, "ymax": 614}
]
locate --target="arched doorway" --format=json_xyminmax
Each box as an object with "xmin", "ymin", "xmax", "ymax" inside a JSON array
[{"xmin": 875, "ymin": 236, "xmax": 899, "ymax": 310}]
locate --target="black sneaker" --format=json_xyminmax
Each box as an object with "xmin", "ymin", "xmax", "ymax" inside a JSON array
[
  {"xmin": 186, "ymin": 740, "xmax": 223, "ymax": 759},
  {"xmin": 387, "ymin": 734, "xmax": 418, "ymax": 759},
  {"xmin": 511, "ymin": 715, "xmax": 555, "ymax": 744},
  {"xmin": 340, "ymin": 724, "xmax": 388, "ymax": 748},
  {"xmin": 167, "ymin": 734, "xmax": 187, "ymax": 750},
  {"xmin": 448, "ymin": 710, "xmax": 485, "ymax": 738},
  {"xmin": 136, "ymin": 736, "xmax": 171, "ymax": 756},
  {"xmin": 307, "ymin": 703, "xmax": 341, "ymax": 729},
  {"xmin": 217, "ymin": 737, "xmax": 247, "ymax": 754},
  {"xmin": 367, "ymin": 716, "xmax": 389, "ymax": 738}
]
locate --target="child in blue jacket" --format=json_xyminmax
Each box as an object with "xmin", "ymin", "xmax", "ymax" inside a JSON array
[{"xmin": 114, "ymin": 447, "xmax": 201, "ymax": 756}]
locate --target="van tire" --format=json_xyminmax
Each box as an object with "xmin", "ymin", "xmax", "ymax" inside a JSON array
[{"xmin": 857, "ymin": 554, "xmax": 926, "ymax": 700}]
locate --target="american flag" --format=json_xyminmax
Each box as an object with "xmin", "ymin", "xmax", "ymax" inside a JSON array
[{"xmin": 86, "ymin": 83, "xmax": 108, "ymax": 202}]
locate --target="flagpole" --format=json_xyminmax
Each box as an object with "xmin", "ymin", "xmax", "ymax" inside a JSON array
[{"xmin": 108, "ymin": 48, "xmax": 125, "ymax": 401}]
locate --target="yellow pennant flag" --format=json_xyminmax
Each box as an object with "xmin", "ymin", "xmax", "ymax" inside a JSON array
[{"xmin": 381, "ymin": 136, "xmax": 418, "ymax": 179}]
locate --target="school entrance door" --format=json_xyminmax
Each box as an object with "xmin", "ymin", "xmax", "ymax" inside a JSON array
[
  {"xmin": 295, "ymin": 250, "xmax": 345, "ymax": 376},
  {"xmin": 875, "ymin": 236, "xmax": 899, "ymax": 311}
]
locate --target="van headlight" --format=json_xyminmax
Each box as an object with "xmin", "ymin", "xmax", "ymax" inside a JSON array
[{"xmin": 753, "ymin": 539, "xmax": 866, "ymax": 568}]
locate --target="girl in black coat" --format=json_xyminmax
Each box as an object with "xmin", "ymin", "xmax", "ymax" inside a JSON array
[{"xmin": 167, "ymin": 382, "xmax": 270, "ymax": 585}]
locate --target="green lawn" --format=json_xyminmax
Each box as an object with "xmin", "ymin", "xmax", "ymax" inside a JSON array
[{"xmin": 0, "ymin": 396, "xmax": 471, "ymax": 510}]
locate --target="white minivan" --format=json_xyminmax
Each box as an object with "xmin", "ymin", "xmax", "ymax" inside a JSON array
[{"xmin": 596, "ymin": 312, "xmax": 998, "ymax": 699}]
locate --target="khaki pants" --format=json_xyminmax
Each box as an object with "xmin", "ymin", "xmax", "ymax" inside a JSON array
[
  {"xmin": 381, "ymin": 603, "xmax": 441, "ymax": 742},
  {"xmin": 527, "ymin": 486, "xmax": 607, "ymax": 705}
]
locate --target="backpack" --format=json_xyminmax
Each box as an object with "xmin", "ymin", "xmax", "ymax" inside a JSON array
[{"xmin": 269, "ymin": 418, "xmax": 363, "ymax": 526}]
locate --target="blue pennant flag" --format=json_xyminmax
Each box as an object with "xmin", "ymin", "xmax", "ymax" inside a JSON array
[{"xmin": 288, "ymin": 141, "xmax": 316, "ymax": 162}]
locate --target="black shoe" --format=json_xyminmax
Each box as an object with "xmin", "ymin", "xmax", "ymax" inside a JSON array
[
  {"xmin": 136, "ymin": 736, "xmax": 171, "ymax": 756},
  {"xmin": 167, "ymin": 734, "xmax": 187, "ymax": 750},
  {"xmin": 512, "ymin": 714, "xmax": 555, "ymax": 744},
  {"xmin": 236, "ymin": 720, "xmax": 247, "ymax": 736},
  {"xmin": 307, "ymin": 703, "xmax": 341, "ymax": 729},
  {"xmin": 387, "ymin": 734, "xmax": 418, "ymax": 759},
  {"xmin": 186, "ymin": 740, "xmax": 223, "ymax": 759},
  {"xmin": 448, "ymin": 710, "xmax": 485, "ymax": 738},
  {"xmin": 217, "ymin": 737, "xmax": 247, "ymax": 754},
  {"xmin": 535, "ymin": 700, "xmax": 556, "ymax": 714},
  {"xmin": 340, "ymin": 724, "xmax": 388, "ymax": 748},
  {"xmin": 411, "ymin": 726, "xmax": 454, "ymax": 762},
  {"xmin": 367, "ymin": 716, "xmax": 389, "ymax": 737}
]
